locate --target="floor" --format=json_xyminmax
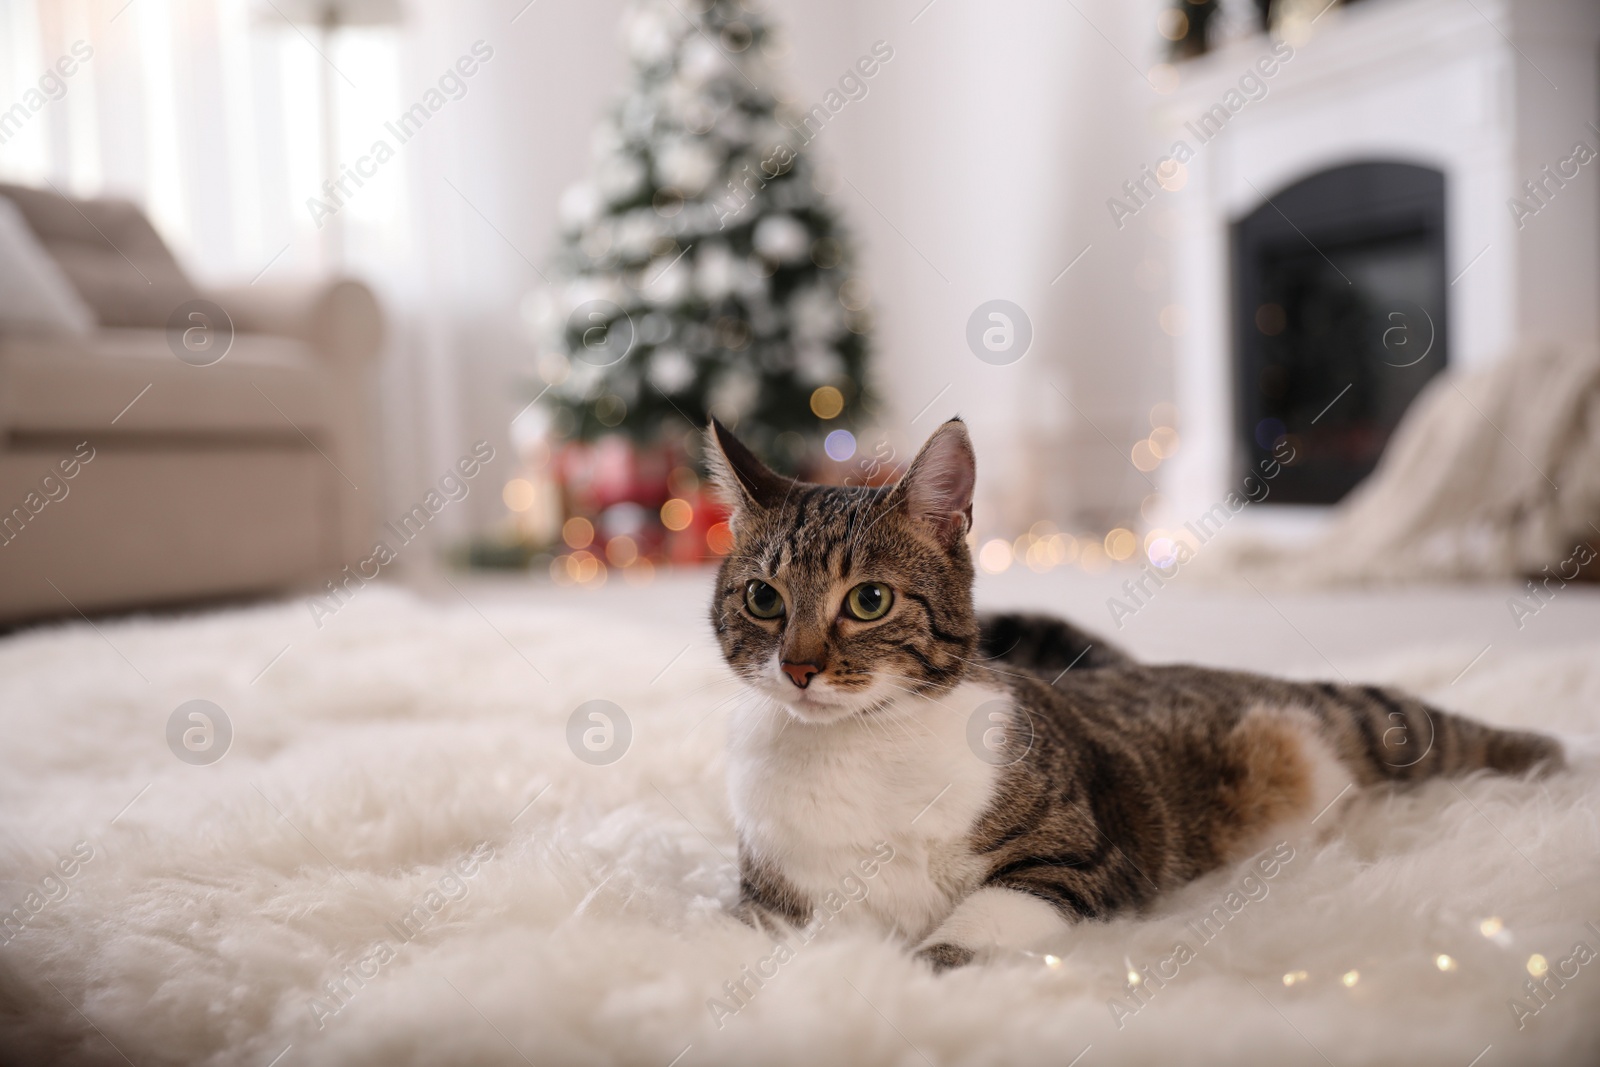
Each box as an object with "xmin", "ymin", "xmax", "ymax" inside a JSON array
[{"xmin": 443, "ymin": 562, "xmax": 1600, "ymax": 689}]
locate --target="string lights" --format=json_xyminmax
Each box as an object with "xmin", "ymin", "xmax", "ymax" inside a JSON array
[{"xmin": 1019, "ymin": 914, "xmax": 1548, "ymax": 1005}]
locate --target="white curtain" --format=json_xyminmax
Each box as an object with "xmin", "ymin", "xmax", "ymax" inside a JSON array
[
  {"xmin": 0, "ymin": 0, "xmax": 414, "ymax": 288},
  {"xmin": 0, "ymin": 0, "xmax": 482, "ymax": 548}
]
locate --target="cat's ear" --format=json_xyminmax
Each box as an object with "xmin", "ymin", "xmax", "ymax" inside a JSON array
[
  {"xmin": 895, "ymin": 417, "xmax": 976, "ymax": 548},
  {"xmin": 704, "ymin": 419, "xmax": 793, "ymax": 517}
]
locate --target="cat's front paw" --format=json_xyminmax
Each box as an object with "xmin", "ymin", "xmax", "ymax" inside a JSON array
[{"xmin": 915, "ymin": 942, "xmax": 976, "ymax": 972}]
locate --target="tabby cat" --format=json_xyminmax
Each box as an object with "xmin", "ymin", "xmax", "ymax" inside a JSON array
[{"xmin": 707, "ymin": 417, "xmax": 1564, "ymax": 969}]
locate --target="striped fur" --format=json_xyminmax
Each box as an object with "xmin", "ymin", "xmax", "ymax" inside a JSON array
[
  {"xmin": 707, "ymin": 418, "xmax": 1565, "ymax": 968},
  {"xmin": 977, "ymin": 611, "xmax": 1133, "ymax": 674}
]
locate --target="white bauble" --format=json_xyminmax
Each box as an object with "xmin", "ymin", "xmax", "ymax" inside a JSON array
[
  {"xmin": 625, "ymin": 8, "xmax": 675, "ymax": 66},
  {"xmin": 753, "ymin": 214, "xmax": 809, "ymax": 262},
  {"xmin": 614, "ymin": 210, "xmax": 662, "ymax": 259},
  {"xmin": 695, "ymin": 242, "xmax": 738, "ymax": 300},
  {"xmin": 648, "ymin": 348, "xmax": 696, "ymax": 394},
  {"xmin": 795, "ymin": 344, "xmax": 844, "ymax": 386},
  {"xmin": 642, "ymin": 257, "xmax": 691, "ymax": 306},
  {"xmin": 789, "ymin": 282, "xmax": 843, "ymax": 342},
  {"xmin": 679, "ymin": 37, "xmax": 724, "ymax": 86},
  {"xmin": 561, "ymin": 358, "xmax": 605, "ymax": 399},
  {"xmin": 656, "ymin": 138, "xmax": 719, "ymax": 195},
  {"xmin": 709, "ymin": 366, "xmax": 760, "ymax": 421}
]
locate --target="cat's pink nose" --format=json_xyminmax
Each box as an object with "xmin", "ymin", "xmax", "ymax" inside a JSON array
[{"xmin": 781, "ymin": 662, "xmax": 820, "ymax": 689}]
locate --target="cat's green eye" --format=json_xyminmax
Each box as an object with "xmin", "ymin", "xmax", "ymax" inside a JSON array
[
  {"xmin": 844, "ymin": 582, "xmax": 893, "ymax": 622},
  {"xmin": 745, "ymin": 580, "xmax": 785, "ymax": 619}
]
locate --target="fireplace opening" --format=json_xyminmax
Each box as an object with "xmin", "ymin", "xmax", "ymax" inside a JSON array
[{"xmin": 1232, "ymin": 161, "xmax": 1448, "ymax": 504}]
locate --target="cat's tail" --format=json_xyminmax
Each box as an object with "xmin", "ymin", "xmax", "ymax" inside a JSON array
[
  {"xmin": 1306, "ymin": 681, "xmax": 1564, "ymax": 783},
  {"xmin": 976, "ymin": 611, "xmax": 1134, "ymax": 675}
]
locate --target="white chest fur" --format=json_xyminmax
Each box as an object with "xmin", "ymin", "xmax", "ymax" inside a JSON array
[{"xmin": 726, "ymin": 682, "xmax": 1008, "ymax": 942}]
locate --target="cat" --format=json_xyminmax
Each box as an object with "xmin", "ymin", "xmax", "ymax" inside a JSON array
[{"xmin": 706, "ymin": 416, "xmax": 1565, "ymax": 969}]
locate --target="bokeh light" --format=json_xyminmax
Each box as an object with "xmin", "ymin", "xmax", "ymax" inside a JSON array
[
  {"xmin": 706, "ymin": 522, "xmax": 735, "ymax": 555},
  {"xmin": 605, "ymin": 535, "xmax": 638, "ymax": 568},
  {"xmin": 809, "ymin": 385, "xmax": 845, "ymax": 419},
  {"xmin": 978, "ymin": 539, "xmax": 1013, "ymax": 574},
  {"xmin": 1131, "ymin": 440, "xmax": 1161, "ymax": 472},
  {"xmin": 1255, "ymin": 417, "xmax": 1287, "ymax": 450},
  {"xmin": 1150, "ymin": 426, "xmax": 1181, "ymax": 458},
  {"xmin": 1104, "ymin": 528, "xmax": 1137, "ymax": 561},
  {"xmin": 503, "ymin": 478, "xmax": 536, "ymax": 512},
  {"xmin": 1147, "ymin": 63, "xmax": 1178, "ymax": 93},
  {"xmin": 1147, "ymin": 536, "xmax": 1178, "ymax": 569},
  {"xmin": 660, "ymin": 498, "xmax": 694, "ymax": 531},
  {"xmin": 562, "ymin": 517, "xmax": 595, "ymax": 550}
]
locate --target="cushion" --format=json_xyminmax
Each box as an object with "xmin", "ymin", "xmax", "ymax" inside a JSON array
[
  {"xmin": 0, "ymin": 328, "xmax": 333, "ymax": 436},
  {"xmin": 0, "ymin": 196, "xmax": 95, "ymax": 336},
  {"xmin": 0, "ymin": 182, "xmax": 199, "ymax": 329}
]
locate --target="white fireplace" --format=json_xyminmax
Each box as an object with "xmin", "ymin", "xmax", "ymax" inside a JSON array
[{"xmin": 1152, "ymin": 0, "xmax": 1600, "ymax": 532}]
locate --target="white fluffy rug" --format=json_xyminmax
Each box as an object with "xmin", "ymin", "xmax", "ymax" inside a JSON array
[{"xmin": 2, "ymin": 582, "xmax": 1599, "ymax": 1067}]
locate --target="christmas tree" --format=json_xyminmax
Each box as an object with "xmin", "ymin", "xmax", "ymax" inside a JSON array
[{"xmin": 534, "ymin": 0, "xmax": 873, "ymax": 470}]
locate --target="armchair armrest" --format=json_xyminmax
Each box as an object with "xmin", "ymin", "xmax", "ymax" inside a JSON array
[
  {"xmin": 206, "ymin": 277, "xmax": 384, "ymax": 566},
  {"xmin": 206, "ymin": 278, "xmax": 383, "ymax": 363}
]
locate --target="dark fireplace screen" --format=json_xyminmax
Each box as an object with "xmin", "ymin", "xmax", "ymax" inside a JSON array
[{"xmin": 1232, "ymin": 161, "xmax": 1447, "ymax": 504}]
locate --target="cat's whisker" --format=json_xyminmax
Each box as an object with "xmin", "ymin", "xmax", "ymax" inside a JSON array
[
  {"xmin": 864, "ymin": 681, "xmax": 960, "ymax": 755},
  {"xmin": 973, "ymin": 635, "xmax": 1022, "ymax": 661},
  {"xmin": 680, "ymin": 691, "xmax": 759, "ymax": 743},
  {"xmin": 671, "ymin": 675, "xmax": 747, "ymax": 703},
  {"xmin": 874, "ymin": 676, "xmax": 980, "ymax": 730},
  {"xmin": 876, "ymin": 705, "xmax": 939, "ymax": 753},
  {"xmin": 947, "ymin": 654, "xmax": 1035, "ymax": 683},
  {"xmin": 860, "ymin": 701, "xmax": 927, "ymax": 753}
]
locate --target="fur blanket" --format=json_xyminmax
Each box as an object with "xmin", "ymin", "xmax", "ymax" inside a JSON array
[
  {"xmin": 1207, "ymin": 342, "xmax": 1600, "ymax": 585},
  {"xmin": 1, "ymin": 586, "xmax": 1597, "ymax": 1066}
]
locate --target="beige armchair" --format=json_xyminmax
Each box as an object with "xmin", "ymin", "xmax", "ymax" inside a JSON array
[{"xmin": 0, "ymin": 183, "xmax": 382, "ymax": 624}]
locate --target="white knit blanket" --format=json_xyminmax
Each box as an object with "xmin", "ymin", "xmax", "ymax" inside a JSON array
[{"xmin": 1209, "ymin": 343, "xmax": 1600, "ymax": 585}]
